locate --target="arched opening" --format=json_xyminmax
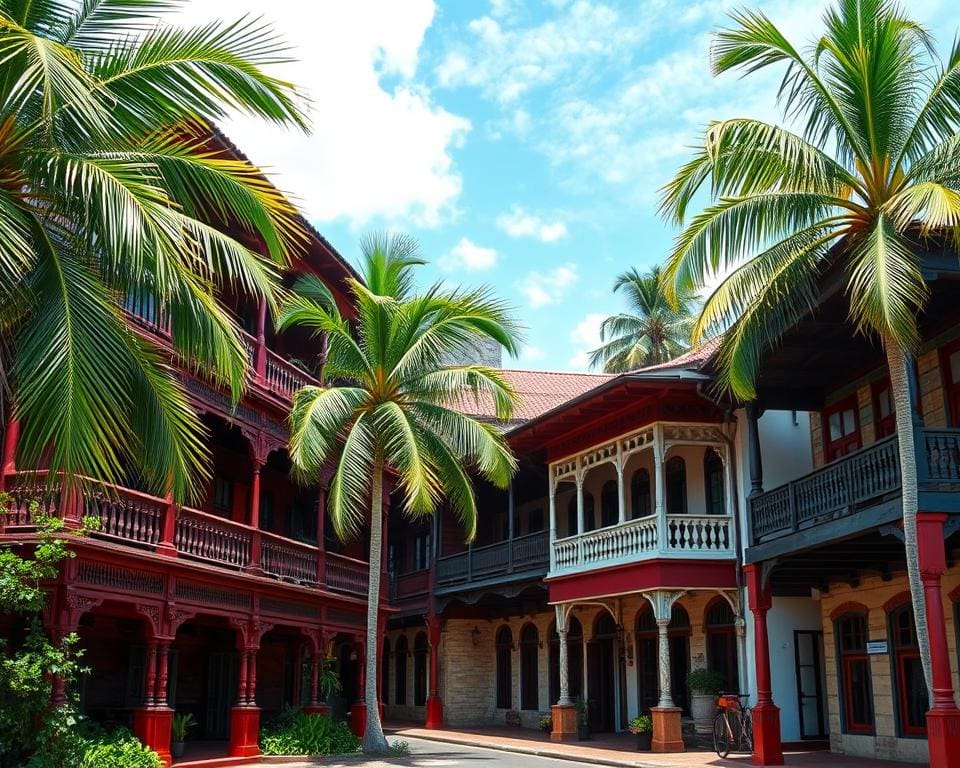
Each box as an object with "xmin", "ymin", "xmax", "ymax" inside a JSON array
[
  {"xmin": 631, "ymin": 469, "xmax": 650, "ymax": 519},
  {"xmin": 836, "ymin": 610, "xmax": 873, "ymax": 734},
  {"xmin": 394, "ymin": 635, "xmax": 408, "ymax": 706},
  {"xmin": 704, "ymin": 599, "xmax": 739, "ymax": 694},
  {"xmin": 550, "ymin": 617, "xmax": 585, "ymax": 706},
  {"xmin": 600, "ymin": 480, "xmax": 618, "ymax": 527},
  {"xmin": 665, "ymin": 456, "xmax": 687, "ymax": 515},
  {"xmin": 566, "ymin": 493, "xmax": 577, "ymax": 538},
  {"xmin": 704, "ymin": 449, "xmax": 725, "ymax": 516},
  {"xmin": 587, "ymin": 612, "xmax": 620, "ymax": 732},
  {"xmin": 413, "ymin": 632, "xmax": 428, "ymax": 706},
  {"xmin": 584, "ymin": 492, "xmax": 596, "ymax": 532},
  {"xmin": 381, "ymin": 638, "xmax": 391, "ymax": 706},
  {"xmin": 495, "ymin": 626, "xmax": 512, "ymax": 710},
  {"xmin": 888, "ymin": 603, "xmax": 926, "ymax": 736},
  {"xmin": 520, "ymin": 624, "xmax": 539, "ymax": 710},
  {"xmin": 635, "ymin": 604, "xmax": 691, "ymax": 715}
]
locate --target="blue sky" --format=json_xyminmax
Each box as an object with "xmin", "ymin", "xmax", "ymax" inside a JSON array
[{"xmin": 188, "ymin": 0, "xmax": 960, "ymax": 372}]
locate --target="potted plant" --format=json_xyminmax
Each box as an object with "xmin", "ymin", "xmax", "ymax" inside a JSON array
[
  {"xmin": 628, "ymin": 715, "xmax": 653, "ymax": 750},
  {"xmin": 539, "ymin": 714, "xmax": 553, "ymax": 732},
  {"xmin": 170, "ymin": 712, "xmax": 197, "ymax": 759},
  {"xmin": 686, "ymin": 668, "xmax": 725, "ymax": 734},
  {"xmin": 574, "ymin": 697, "xmax": 590, "ymax": 741}
]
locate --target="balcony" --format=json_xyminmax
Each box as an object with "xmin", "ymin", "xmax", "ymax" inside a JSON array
[
  {"xmin": 550, "ymin": 514, "xmax": 735, "ymax": 576},
  {"xmin": 747, "ymin": 428, "xmax": 960, "ymax": 555},
  {"xmin": 435, "ymin": 531, "xmax": 549, "ymax": 590},
  {"xmin": 2, "ymin": 472, "xmax": 368, "ymax": 598}
]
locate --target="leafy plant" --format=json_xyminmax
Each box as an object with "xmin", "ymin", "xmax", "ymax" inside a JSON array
[
  {"xmin": 387, "ymin": 740, "xmax": 411, "ymax": 757},
  {"xmin": 279, "ymin": 233, "xmax": 520, "ymax": 752},
  {"xmin": 260, "ymin": 712, "xmax": 359, "ymax": 756},
  {"xmin": 686, "ymin": 668, "xmax": 725, "ymax": 696},
  {"xmin": 27, "ymin": 723, "xmax": 159, "ymax": 768},
  {"xmin": 573, "ymin": 697, "xmax": 588, "ymax": 724},
  {"xmin": 628, "ymin": 715, "xmax": 652, "ymax": 734},
  {"xmin": 79, "ymin": 729, "xmax": 161, "ymax": 768},
  {"xmin": 539, "ymin": 715, "xmax": 553, "ymax": 731},
  {"xmin": 171, "ymin": 713, "xmax": 197, "ymax": 743},
  {"xmin": 319, "ymin": 662, "xmax": 342, "ymax": 700}
]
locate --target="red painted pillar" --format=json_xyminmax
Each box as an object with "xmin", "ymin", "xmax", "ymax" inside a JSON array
[
  {"xmin": 0, "ymin": 416, "xmax": 18, "ymax": 492},
  {"xmin": 229, "ymin": 649, "xmax": 261, "ymax": 757},
  {"xmin": 918, "ymin": 513, "xmax": 960, "ymax": 768},
  {"xmin": 157, "ymin": 491, "xmax": 177, "ymax": 557},
  {"xmin": 350, "ymin": 639, "xmax": 366, "ymax": 737},
  {"xmin": 425, "ymin": 614, "xmax": 443, "ymax": 729},
  {"xmin": 254, "ymin": 296, "xmax": 267, "ymax": 379},
  {"xmin": 133, "ymin": 639, "xmax": 173, "ymax": 767},
  {"xmin": 745, "ymin": 563, "xmax": 783, "ymax": 766},
  {"xmin": 316, "ymin": 485, "xmax": 327, "ymax": 585},
  {"xmin": 247, "ymin": 462, "xmax": 262, "ymax": 571}
]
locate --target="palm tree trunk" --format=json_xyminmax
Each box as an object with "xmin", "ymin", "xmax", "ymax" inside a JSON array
[
  {"xmin": 886, "ymin": 338, "xmax": 933, "ymax": 702},
  {"xmin": 361, "ymin": 461, "xmax": 390, "ymax": 753}
]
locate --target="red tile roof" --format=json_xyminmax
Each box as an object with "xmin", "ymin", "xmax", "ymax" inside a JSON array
[
  {"xmin": 634, "ymin": 336, "xmax": 722, "ymax": 373},
  {"xmin": 455, "ymin": 369, "xmax": 614, "ymax": 423}
]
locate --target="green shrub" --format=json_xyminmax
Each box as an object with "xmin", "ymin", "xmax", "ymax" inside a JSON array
[
  {"xmin": 27, "ymin": 723, "xmax": 160, "ymax": 768},
  {"xmin": 79, "ymin": 729, "xmax": 161, "ymax": 768},
  {"xmin": 686, "ymin": 668, "xmax": 726, "ymax": 695},
  {"xmin": 260, "ymin": 712, "xmax": 359, "ymax": 756}
]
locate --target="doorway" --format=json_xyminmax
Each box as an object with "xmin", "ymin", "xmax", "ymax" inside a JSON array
[
  {"xmin": 636, "ymin": 604, "xmax": 690, "ymax": 715},
  {"xmin": 794, "ymin": 630, "xmax": 827, "ymax": 739},
  {"xmin": 588, "ymin": 614, "xmax": 618, "ymax": 732}
]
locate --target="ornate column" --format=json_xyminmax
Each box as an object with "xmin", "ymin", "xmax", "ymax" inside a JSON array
[
  {"xmin": 575, "ymin": 463, "xmax": 585, "ymax": 563},
  {"xmin": 229, "ymin": 619, "xmax": 266, "ymax": 758},
  {"xmin": 745, "ymin": 404, "xmax": 764, "ymax": 498},
  {"xmin": 745, "ymin": 564, "xmax": 783, "ymax": 766},
  {"xmin": 918, "ymin": 513, "xmax": 960, "ymax": 768},
  {"xmin": 425, "ymin": 615, "xmax": 443, "ymax": 728},
  {"xmin": 244, "ymin": 435, "xmax": 269, "ymax": 573},
  {"xmin": 548, "ymin": 472, "xmax": 558, "ymax": 570},
  {"xmin": 304, "ymin": 629, "xmax": 331, "ymax": 715},
  {"xmin": 550, "ymin": 603, "xmax": 577, "ymax": 742},
  {"xmin": 616, "ymin": 447, "xmax": 627, "ymax": 524},
  {"xmin": 644, "ymin": 590, "xmax": 683, "ymax": 753},
  {"xmin": 0, "ymin": 415, "xmax": 18, "ymax": 493},
  {"xmin": 653, "ymin": 427, "xmax": 668, "ymax": 552},
  {"xmin": 133, "ymin": 633, "xmax": 174, "ymax": 768}
]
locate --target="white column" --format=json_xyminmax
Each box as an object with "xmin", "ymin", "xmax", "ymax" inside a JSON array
[
  {"xmin": 556, "ymin": 604, "xmax": 572, "ymax": 706},
  {"xmin": 656, "ymin": 617, "xmax": 673, "ymax": 708},
  {"xmin": 548, "ymin": 473, "xmax": 558, "ymax": 571},
  {"xmin": 616, "ymin": 448, "xmax": 626, "ymax": 525},
  {"xmin": 722, "ymin": 444, "xmax": 736, "ymax": 551},
  {"xmin": 653, "ymin": 426, "xmax": 668, "ymax": 552},
  {"xmin": 575, "ymin": 465, "xmax": 585, "ymax": 564}
]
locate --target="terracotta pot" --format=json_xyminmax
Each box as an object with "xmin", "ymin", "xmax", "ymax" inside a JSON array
[
  {"xmin": 690, "ymin": 693, "xmax": 718, "ymax": 733},
  {"xmin": 636, "ymin": 731, "xmax": 652, "ymax": 750}
]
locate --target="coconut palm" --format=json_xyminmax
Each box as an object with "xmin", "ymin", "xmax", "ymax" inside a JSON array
[
  {"xmin": 588, "ymin": 265, "xmax": 698, "ymax": 372},
  {"xmin": 660, "ymin": 0, "xmax": 960, "ymax": 699},
  {"xmin": 278, "ymin": 233, "xmax": 520, "ymax": 752},
  {"xmin": 0, "ymin": 0, "xmax": 309, "ymax": 500}
]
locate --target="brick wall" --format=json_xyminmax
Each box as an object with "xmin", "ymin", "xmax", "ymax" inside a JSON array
[{"xmin": 819, "ymin": 567, "xmax": 960, "ymax": 763}]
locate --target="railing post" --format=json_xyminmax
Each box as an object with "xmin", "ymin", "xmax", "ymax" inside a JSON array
[{"xmin": 158, "ymin": 491, "xmax": 178, "ymax": 557}]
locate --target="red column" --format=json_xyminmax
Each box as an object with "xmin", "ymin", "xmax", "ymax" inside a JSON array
[
  {"xmin": 247, "ymin": 463, "xmax": 263, "ymax": 571},
  {"xmin": 350, "ymin": 639, "xmax": 366, "ymax": 737},
  {"xmin": 0, "ymin": 416, "xmax": 18, "ymax": 492},
  {"xmin": 918, "ymin": 513, "xmax": 960, "ymax": 768},
  {"xmin": 425, "ymin": 614, "xmax": 443, "ymax": 729},
  {"xmin": 133, "ymin": 639, "xmax": 173, "ymax": 767},
  {"xmin": 157, "ymin": 491, "xmax": 177, "ymax": 557},
  {"xmin": 254, "ymin": 297, "xmax": 267, "ymax": 379},
  {"xmin": 316, "ymin": 485, "xmax": 327, "ymax": 585},
  {"xmin": 745, "ymin": 563, "xmax": 783, "ymax": 766},
  {"xmin": 229, "ymin": 647, "xmax": 261, "ymax": 757}
]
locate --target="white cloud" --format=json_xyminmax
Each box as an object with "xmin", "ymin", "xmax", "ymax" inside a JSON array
[
  {"xmin": 496, "ymin": 206, "xmax": 568, "ymax": 242},
  {"xmin": 567, "ymin": 312, "xmax": 605, "ymax": 369},
  {"xmin": 439, "ymin": 237, "xmax": 498, "ymax": 272},
  {"xmin": 174, "ymin": 1, "xmax": 469, "ymax": 229},
  {"xmin": 519, "ymin": 344, "xmax": 546, "ymax": 363},
  {"xmin": 518, "ymin": 263, "xmax": 578, "ymax": 308}
]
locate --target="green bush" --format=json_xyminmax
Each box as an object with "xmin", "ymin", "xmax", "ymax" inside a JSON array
[
  {"xmin": 27, "ymin": 723, "xmax": 160, "ymax": 768},
  {"xmin": 79, "ymin": 729, "xmax": 161, "ymax": 768},
  {"xmin": 260, "ymin": 712, "xmax": 359, "ymax": 756},
  {"xmin": 686, "ymin": 667, "xmax": 726, "ymax": 695}
]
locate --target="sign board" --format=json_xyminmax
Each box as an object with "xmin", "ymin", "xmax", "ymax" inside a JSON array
[{"xmin": 866, "ymin": 640, "xmax": 888, "ymax": 655}]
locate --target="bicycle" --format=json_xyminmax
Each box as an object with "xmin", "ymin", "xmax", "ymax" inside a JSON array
[{"xmin": 713, "ymin": 693, "xmax": 753, "ymax": 758}]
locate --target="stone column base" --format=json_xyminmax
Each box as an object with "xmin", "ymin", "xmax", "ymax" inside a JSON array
[
  {"xmin": 425, "ymin": 695, "xmax": 444, "ymax": 729},
  {"xmin": 133, "ymin": 707, "xmax": 173, "ymax": 767},
  {"xmin": 928, "ymin": 708, "xmax": 960, "ymax": 768},
  {"xmin": 550, "ymin": 704, "xmax": 577, "ymax": 742},
  {"xmin": 228, "ymin": 706, "xmax": 261, "ymax": 757},
  {"xmin": 303, "ymin": 704, "xmax": 330, "ymax": 716},
  {"xmin": 651, "ymin": 706, "xmax": 684, "ymax": 753},
  {"xmin": 751, "ymin": 702, "xmax": 783, "ymax": 766},
  {"xmin": 350, "ymin": 702, "xmax": 366, "ymax": 738}
]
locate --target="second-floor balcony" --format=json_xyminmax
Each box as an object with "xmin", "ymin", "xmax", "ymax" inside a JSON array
[
  {"xmin": 435, "ymin": 530, "xmax": 549, "ymax": 589},
  {"xmin": 2, "ymin": 471, "xmax": 369, "ymax": 599},
  {"xmin": 748, "ymin": 428, "xmax": 960, "ymax": 553}
]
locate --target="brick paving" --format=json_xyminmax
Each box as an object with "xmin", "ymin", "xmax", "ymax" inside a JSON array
[{"xmin": 388, "ymin": 725, "xmax": 921, "ymax": 768}]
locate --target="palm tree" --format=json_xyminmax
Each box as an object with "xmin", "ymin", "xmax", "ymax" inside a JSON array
[
  {"xmin": 0, "ymin": 0, "xmax": 308, "ymax": 501},
  {"xmin": 588, "ymin": 265, "xmax": 697, "ymax": 372},
  {"xmin": 278, "ymin": 233, "xmax": 520, "ymax": 753},
  {"xmin": 660, "ymin": 0, "xmax": 960, "ymax": 699}
]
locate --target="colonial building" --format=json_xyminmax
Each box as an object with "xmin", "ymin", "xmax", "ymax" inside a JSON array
[{"xmin": 0, "ymin": 130, "xmax": 377, "ymax": 766}]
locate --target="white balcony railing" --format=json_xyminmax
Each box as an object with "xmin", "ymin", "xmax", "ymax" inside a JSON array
[{"xmin": 551, "ymin": 513, "xmax": 734, "ymax": 575}]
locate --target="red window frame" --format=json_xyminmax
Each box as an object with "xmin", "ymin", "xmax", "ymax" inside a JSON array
[
  {"xmin": 889, "ymin": 604, "xmax": 927, "ymax": 737},
  {"xmin": 836, "ymin": 612, "xmax": 874, "ymax": 734},
  {"xmin": 941, "ymin": 338, "xmax": 960, "ymax": 428},
  {"xmin": 822, "ymin": 396, "xmax": 862, "ymax": 462},
  {"xmin": 871, "ymin": 379, "xmax": 896, "ymax": 439}
]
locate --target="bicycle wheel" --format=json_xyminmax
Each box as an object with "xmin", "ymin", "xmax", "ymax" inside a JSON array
[
  {"xmin": 742, "ymin": 709, "xmax": 754, "ymax": 753},
  {"xmin": 713, "ymin": 712, "xmax": 732, "ymax": 758}
]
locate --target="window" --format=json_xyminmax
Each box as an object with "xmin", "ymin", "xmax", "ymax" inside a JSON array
[
  {"xmin": 872, "ymin": 380, "xmax": 896, "ymax": 439},
  {"xmin": 836, "ymin": 612, "xmax": 873, "ymax": 734},
  {"xmin": 520, "ymin": 624, "xmax": 539, "ymax": 710},
  {"xmin": 704, "ymin": 450, "xmax": 725, "ymax": 516},
  {"xmin": 823, "ymin": 397, "xmax": 861, "ymax": 461},
  {"xmin": 413, "ymin": 532, "xmax": 431, "ymax": 572},
  {"xmin": 631, "ymin": 469, "xmax": 651, "ymax": 518},
  {"xmin": 665, "ymin": 457, "xmax": 687, "ymax": 515},
  {"xmin": 705, "ymin": 600, "xmax": 739, "ymax": 693},
  {"xmin": 413, "ymin": 632, "xmax": 428, "ymax": 706},
  {"xmin": 495, "ymin": 627, "xmax": 512, "ymax": 709},
  {"xmin": 213, "ymin": 475, "xmax": 233, "ymax": 515},
  {"xmin": 600, "ymin": 480, "xmax": 618, "ymax": 527},
  {"xmin": 889, "ymin": 604, "xmax": 927, "ymax": 736},
  {"xmin": 943, "ymin": 339, "xmax": 960, "ymax": 427},
  {"xmin": 381, "ymin": 639, "xmax": 391, "ymax": 705},
  {"xmin": 394, "ymin": 635, "xmax": 408, "ymax": 705}
]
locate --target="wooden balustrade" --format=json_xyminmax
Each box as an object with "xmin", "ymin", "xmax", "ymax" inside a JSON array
[
  {"xmin": 261, "ymin": 532, "xmax": 318, "ymax": 584},
  {"xmin": 174, "ymin": 507, "xmax": 251, "ymax": 568},
  {"xmin": 263, "ymin": 351, "xmax": 316, "ymax": 399},
  {"xmin": 391, "ymin": 568, "xmax": 430, "ymax": 599},
  {"xmin": 435, "ymin": 531, "xmax": 549, "ymax": 587},
  {"xmin": 925, "ymin": 430, "xmax": 960, "ymax": 481},
  {"xmin": 85, "ymin": 485, "xmax": 167, "ymax": 547},
  {"xmin": 325, "ymin": 553, "xmax": 369, "ymax": 595}
]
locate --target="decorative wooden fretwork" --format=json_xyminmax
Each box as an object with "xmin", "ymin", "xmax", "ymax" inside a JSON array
[
  {"xmin": 174, "ymin": 579, "xmax": 252, "ymax": 609},
  {"xmin": 260, "ymin": 597, "xmax": 321, "ymax": 619},
  {"xmin": 325, "ymin": 609, "xmax": 363, "ymax": 626},
  {"xmin": 77, "ymin": 562, "xmax": 164, "ymax": 594}
]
